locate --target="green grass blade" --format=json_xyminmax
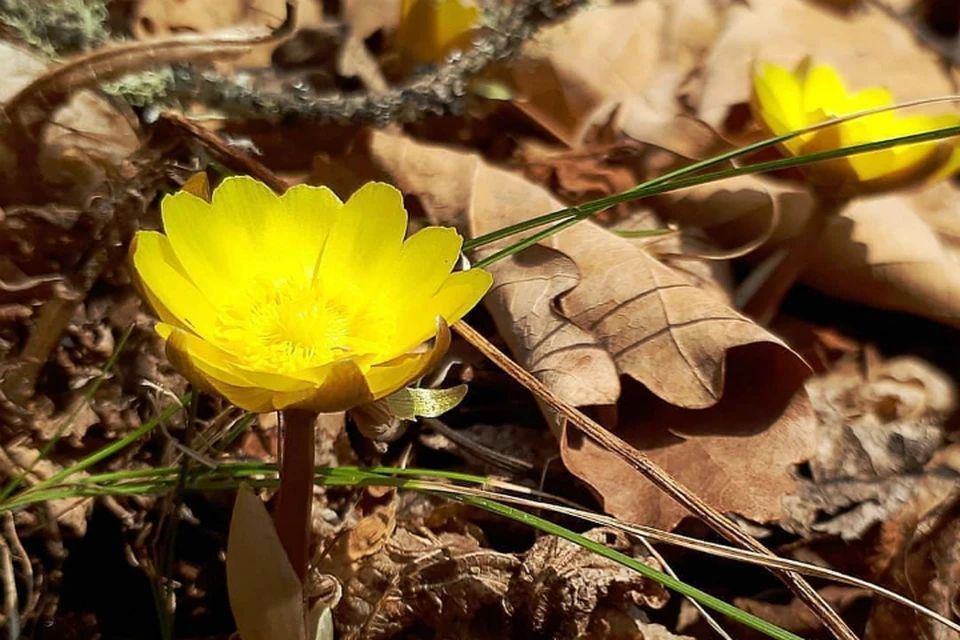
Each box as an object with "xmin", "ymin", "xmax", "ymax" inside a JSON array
[
  {"xmin": 0, "ymin": 325, "xmax": 134, "ymax": 502},
  {"xmin": 454, "ymin": 494, "xmax": 805, "ymax": 640},
  {"xmin": 464, "ymin": 123, "xmax": 960, "ymax": 265}
]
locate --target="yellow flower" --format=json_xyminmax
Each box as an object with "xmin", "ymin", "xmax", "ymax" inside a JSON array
[
  {"xmin": 394, "ymin": 0, "xmax": 480, "ymax": 67},
  {"xmin": 751, "ymin": 60, "xmax": 960, "ymax": 192},
  {"xmin": 130, "ymin": 176, "xmax": 492, "ymax": 414}
]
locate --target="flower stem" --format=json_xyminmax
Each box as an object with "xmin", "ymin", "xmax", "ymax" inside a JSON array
[{"xmin": 274, "ymin": 408, "xmax": 316, "ymax": 586}]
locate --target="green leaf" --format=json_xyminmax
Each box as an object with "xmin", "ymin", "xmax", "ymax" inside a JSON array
[{"xmin": 383, "ymin": 384, "xmax": 468, "ymax": 420}]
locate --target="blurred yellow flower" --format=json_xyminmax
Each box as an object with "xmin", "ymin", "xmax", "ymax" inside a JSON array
[
  {"xmin": 131, "ymin": 176, "xmax": 492, "ymax": 413},
  {"xmin": 394, "ymin": 0, "xmax": 480, "ymax": 67},
  {"xmin": 751, "ymin": 60, "xmax": 960, "ymax": 192}
]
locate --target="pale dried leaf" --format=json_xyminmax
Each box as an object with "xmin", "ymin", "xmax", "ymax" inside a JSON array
[
  {"xmin": 656, "ymin": 177, "xmax": 960, "ymax": 328},
  {"xmin": 507, "ymin": 0, "xmax": 729, "ymax": 146},
  {"xmin": 130, "ymin": 0, "xmax": 325, "ymax": 68},
  {"xmin": 367, "ymin": 130, "xmax": 816, "ymax": 530},
  {"xmin": 6, "ymin": 444, "xmax": 90, "ymax": 536},
  {"xmin": 802, "ymin": 195, "xmax": 960, "ymax": 327},
  {"xmin": 227, "ymin": 486, "xmax": 306, "ymax": 640}
]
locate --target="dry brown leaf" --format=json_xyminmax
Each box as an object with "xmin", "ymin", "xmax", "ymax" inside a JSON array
[
  {"xmin": 130, "ymin": 0, "xmax": 325, "ymax": 69},
  {"xmin": 655, "ymin": 174, "xmax": 960, "ymax": 328},
  {"xmin": 316, "ymin": 509, "xmax": 519, "ymax": 640},
  {"xmin": 866, "ymin": 462, "xmax": 960, "ymax": 640},
  {"xmin": 4, "ymin": 444, "xmax": 91, "ymax": 536},
  {"xmin": 801, "ymin": 195, "xmax": 960, "ymax": 327},
  {"xmin": 505, "ymin": 528, "xmax": 670, "ymax": 639},
  {"xmin": 365, "ymin": 130, "xmax": 816, "ymax": 530},
  {"xmin": 696, "ymin": 0, "xmax": 954, "ymax": 130},
  {"xmin": 227, "ymin": 486, "xmax": 306, "ymax": 640},
  {"xmin": 0, "ymin": 42, "xmax": 139, "ymax": 205},
  {"xmin": 782, "ymin": 356, "xmax": 957, "ymax": 539},
  {"xmin": 505, "ymin": 0, "xmax": 729, "ymax": 146}
]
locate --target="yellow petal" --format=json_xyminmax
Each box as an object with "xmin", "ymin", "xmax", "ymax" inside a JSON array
[
  {"xmin": 753, "ymin": 63, "xmax": 805, "ymax": 133},
  {"xmin": 365, "ymin": 317, "xmax": 451, "ymax": 398},
  {"xmin": 396, "ymin": 0, "xmax": 479, "ymax": 66},
  {"xmin": 277, "ymin": 183, "xmax": 342, "ymax": 282},
  {"xmin": 162, "ymin": 324, "xmax": 375, "ymax": 413},
  {"xmin": 181, "ymin": 172, "xmax": 211, "ymax": 200},
  {"xmin": 163, "ymin": 177, "xmax": 342, "ymax": 306},
  {"xmin": 283, "ymin": 360, "xmax": 374, "ymax": 413},
  {"xmin": 801, "ymin": 64, "xmax": 848, "ymax": 116},
  {"xmin": 130, "ymin": 231, "xmax": 218, "ymax": 339},
  {"xmin": 161, "ymin": 177, "xmax": 276, "ymax": 306},
  {"xmin": 313, "ymin": 182, "xmax": 407, "ymax": 306},
  {"xmin": 162, "ymin": 325, "xmax": 276, "ymax": 412},
  {"xmin": 434, "ymin": 0, "xmax": 479, "ymax": 52},
  {"xmin": 379, "ymin": 226, "xmax": 463, "ymax": 308},
  {"xmin": 389, "ymin": 268, "xmax": 492, "ymax": 359},
  {"xmin": 426, "ymin": 268, "xmax": 493, "ymax": 326},
  {"xmin": 161, "ymin": 324, "xmax": 316, "ymax": 393}
]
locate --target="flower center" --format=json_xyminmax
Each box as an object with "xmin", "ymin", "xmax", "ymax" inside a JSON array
[{"xmin": 213, "ymin": 278, "xmax": 392, "ymax": 373}]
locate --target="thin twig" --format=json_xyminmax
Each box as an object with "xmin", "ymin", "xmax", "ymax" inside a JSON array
[
  {"xmin": 452, "ymin": 320, "xmax": 859, "ymax": 640},
  {"xmin": 421, "ymin": 417, "xmax": 535, "ymax": 476},
  {"xmin": 636, "ymin": 537, "xmax": 734, "ymax": 640}
]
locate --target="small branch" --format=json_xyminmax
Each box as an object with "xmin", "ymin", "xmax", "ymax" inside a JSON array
[
  {"xmin": 169, "ymin": 0, "xmax": 589, "ymax": 126},
  {"xmin": 452, "ymin": 320, "xmax": 859, "ymax": 640},
  {"xmin": 273, "ymin": 409, "xmax": 317, "ymax": 587}
]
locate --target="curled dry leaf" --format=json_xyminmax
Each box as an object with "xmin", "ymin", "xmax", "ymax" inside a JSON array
[
  {"xmin": 0, "ymin": 13, "xmax": 292, "ymax": 205},
  {"xmin": 506, "ymin": 528, "xmax": 670, "ymax": 639},
  {"xmin": 315, "ymin": 504, "xmax": 519, "ymax": 640},
  {"xmin": 865, "ymin": 455, "xmax": 960, "ymax": 640},
  {"xmin": 503, "ymin": 0, "xmax": 729, "ymax": 146},
  {"xmin": 655, "ymin": 174, "xmax": 960, "ymax": 328},
  {"xmin": 0, "ymin": 42, "xmax": 139, "ymax": 206},
  {"xmin": 130, "ymin": 0, "xmax": 325, "ymax": 69},
  {"xmin": 782, "ymin": 355, "xmax": 957, "ymax": 539},
  {"xmin": 366, "ymin": 130, "xmax": 816, "ymax": 530}
]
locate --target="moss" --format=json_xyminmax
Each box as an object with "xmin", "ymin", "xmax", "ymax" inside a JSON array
[
  {"xmin": 102, "ymin": 67, "xmax": 175, "ymax": 108},
  {"xmin": 0, "ymin": 0, "xmax": 109, "ymax": 58}
]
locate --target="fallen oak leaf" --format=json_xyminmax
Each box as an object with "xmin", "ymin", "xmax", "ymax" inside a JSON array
[
  {"xmin": 653, "ymin": 173, "xmax": 960, "ymax": 328},
  {"xmin": 502, "ymin": 0, "xmax": 728, "ymax": 147},
  {"xmin": 365, "ymin": 129, "xmax": 816, "ymax": 530}
]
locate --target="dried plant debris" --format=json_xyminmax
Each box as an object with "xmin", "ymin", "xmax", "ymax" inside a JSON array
[
  {"xmin": 506, "ymin": 528, "xmax": 670, "ymax": 640},
  {"xmin": 782, "ymin": 356, "xmax": 958, "ymax": 540},
  {"xmin": 317, "ymin": 503, "xmax": 675, "ymax": 640},
  {"xmin": 866, "ymin": 463, "xmax": 960, "ymax": 640}
]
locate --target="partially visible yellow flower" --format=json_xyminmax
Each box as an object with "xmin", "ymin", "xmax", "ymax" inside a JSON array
[
  {"xmin": 130, "ymin": 176, "xmax": 492, "ymax": 414},
  {"xmin": 751, "ymin": 60, "xmax": 960, "ymax": 192},
  {"xmin": 394, "ymin": 0, "xmax": 480, "ymax": 67}
]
